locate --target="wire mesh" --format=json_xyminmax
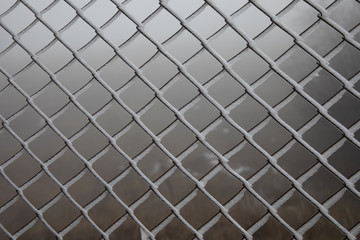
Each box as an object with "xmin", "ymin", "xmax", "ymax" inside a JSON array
[{"xmin": 0, "ymin": 0, "xmax": 360, "ymax": 239}]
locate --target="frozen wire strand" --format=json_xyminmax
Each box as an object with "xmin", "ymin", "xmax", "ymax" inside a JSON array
[
  {"xmin": 0, "ymin": 149, "xmax": 23, "ymax": 170},
  {"xmin": 351, "ymin": 222, "xmax": 360, "ymax": 237},
  {"xmin": 59, "ymin": 216, "xmax": 83, "ymax": 237},
  {"xmin": 0, "ymin": 1, "xmax": 20, "ymax": 18},
  {"xmin": 272, "ymin": 188, "xmax": 297, "ymax": 210},
  {"xmin": 105, "ymin": 214, "xmax": 128, "ymax": 236},
  {"xmin": 0, "ymin": 223, "xmax": 14, "ymax": 240},
  {"xmin": 0, "ymin": 195, "xmax": 19, "ymax": 216},
  {"xmin": 150, "ymin": 211, "xmax": 175, "ymax": 236},
  {"xmin": 247, "ymin": 213, "xmax": 271, "ymax": 236},
  {"xmin": 1, "ymin": 4, "xmax": 200, "ymax": 239},
  {"xmin": 19, "ymin": 170, "xmax": 44, "ymax": 191},
  {"xmin": 129, "ymin": 191, "xmax": 152, "ymax": 212},
  {"xmin": 297, "ymin": 213, "xmax": 322, "ymax": 236},
  {"xmin": 323, "ymin": 188, "xmax": 347, "ymax": 210},
  {"xmin": 350, "ymin": 119, "xmax": 360, "ymax": 136},
  {"xmin": 13, "ymin": 218, "xmax": 38, "ymax": 239},
  {"xmin": 197, "ymin": 213, "xmax": 222, "ymax": 236}
]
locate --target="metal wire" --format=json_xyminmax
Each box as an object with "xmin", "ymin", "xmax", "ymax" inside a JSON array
[{"xmin": 0, "ymin": 0, "xmax": 359, "ymax": 239}]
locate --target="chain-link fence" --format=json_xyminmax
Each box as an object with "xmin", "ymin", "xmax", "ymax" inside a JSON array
[{"xmin": 0, "ymin": 0, "xmax": 360, "ymax": 239}]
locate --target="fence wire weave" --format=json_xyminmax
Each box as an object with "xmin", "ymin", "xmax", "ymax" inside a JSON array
[{"xmin": 0, "ymin": 0, "xmax": 360, "ymax": 239}]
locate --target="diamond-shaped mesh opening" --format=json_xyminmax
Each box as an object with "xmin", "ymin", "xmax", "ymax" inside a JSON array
[
  {"xmin": 53, "ymin": 103, "xmax": 89, "ymax": 138},
  {"xmin": 1, "ymin": 2, "xmax": 35, "ymax": 34},
  {"xmin": 303, "ymin": 166, "xmax": 343, "ymax": 203},
  {"xmin": 277, "ymin": 142, "xmax": 318, "ymax": 179},
  {"xmin": 180, "ymin": 190, "xmax": 219, "ymax": 230},
  {"xmin": 252, "ymin": 166, "xmax": 292, "ymax": 204},
  {"xmin": 302, "ymin": 116, "xmax": 343, "ymax": 153},
  {"xmin": 187, "ymin": 49, "xmax": 223, "ymax": 85},
  {"xmin": 232, "ymin": 48, "xmax": 270, "ymax": 85},
  {"xmin": 233, "ymin": 3, "xmax": 271, "ymax": 39},
  {"xmin": 158, "ymin": 168, "xmax": 195, "ymax": 205},
  {"xmin": 134, "ymin": 191, "xmax": 172, "ymax": 230},
  {"xmin": 328, "ymin": 140, "xmax": 360, "ymax": 178},
  {"xmin": 137, "ymin": 145, "xmax": 173, "ymax": 181},
  {"xmin": 63, "ymin": 217, "xmax": 102, "ymax": 240},
  {"xmin": 205, "ymin": 168, "xmax": 243, "ymax": 205},
  {"xmin": 61, "ymin": 18, "xmax": 96, "ymax": 51},
  {"xmin": 229, "ymin": 190, "xmax": 267, "ymax": 230},
  {"xmin": 79, "ymin": 38, "xmax": 115, "ymax": 70},
  {"xmin": 92, "ymin": 146, "xmax": 129, "ymax": 183},
  {"xmin": 20, "ymin": 21, "xmax": 54, "ymax": 54},
  {"xmin": 18, "ymin": 219, "xmax": 56, "ymax": 240},
  {"xmin": 303, "ymin": 69, "xmax": 343, "ymax": 105},
  {"xmin": 277, "ymin": 190, "xmax": 318, "ymax": 229},
  {"xmin": 329, "ymin": 190, "xmax": 360, "ymax": 230},
  {"xmin": 163, "ymin": 74, "xmax": 199, "ymax": 110},
  {"xmin": 48, "ymin": 148, "xmax": 85, "ymax": 185},
  {"xmin": 0, "ymin": 175, "xmax": 17, "ymax": 207},
  {"xmin": 143, "ymin": 53, "xmax": 179, "ymax": 89},
  {"xmin": 230, "ymin": 94, "xmax": 268, "ymax": 131},
  {"xmin": 279, "ymin": 46, "xmax": 318, "ymax": 83},
  {"xmin": 0, "ymin": 197, "xmax": 36, "ymax": 235},
  {"xmin": 140, "ymin": 98, "xmax": 176, "ymax": 135},
  {"xmin": 164, "ymin": 29, "xmax": 202, "ymax": 64},
  {"xmin": 33, "ymin": 83, "xmax": 69, "ymax": 117},
  {"xmin": 88, "ymin": 193, "xmax": 126, "ymax": 231},
  {"xmin": 156, "ymin": 216, "xmax": 194, "ymax": 239},
  {"xmin": 205, "ymin": 118, "xmax": 244, "ymax": 155},
  {"xmin": 207, "ymin": 72, "xmax": 245, "ymax": 108},
  {"xmin": 0, "ymin": 85, "xmax": 27, "ymax": 119},
  {"xmin": 228, "ymin": 142, "xmax": 268, "ymax": 179},
  {"xmin": 76, "ymin": 80, "xmax": 112, "ymax": 115},
  {"xmin": 108, "ymin": 215, "xmax": 141, "ymax": 239},
  {"xmin": 38, "ymin": 41, "xmax": 73, "ymax": 73},
  {"xmin": 72, "ymin": 123, "xmax": 109, "ymax": 160},
  {"xmin": 203, "ymin": 215, "xmax": 244, "ymax": 240},
  {"xmin": 255, "ymin": 72, "xmax": 294, "ymax": 107},
  {"xmin": 0, "ymin": 44, "xmax": 32, "ymax": 75},
  {"xmin": 121, "ymin": 34, "xmax": 157, "ymax": 68},
  {"xmin": 67, "ymin": 170, "xmax": 105, "ymax": 207},
  {"xmin": 253, "ymin": 215, "xmax": 293, "ymax": 240},
  {"xmin": 23, "ymin": 173, "xmax": 61, "ymax": 209},
  {"xmin": 42, "ymin": 0, "xmax": 76, "ymax": 31},
  {"xmin": 1, "ymin": 0, "xmax": 360, "ymax": 239},
  {"xmin": 113, "ymin": 169, "xmax": 150, "ymax": 206},
  {"xmin": 0, "ymin": 128, "xmax": 22, "ymax": 165},
  {"xmin": 302, "ymin": 216, "xmax": 346, "ymax": 240},
  {"xmin": 4, "ymin": 151, "xmax": 41, "ymax": 187},
  {"xmin": 14, "ymin": 64, "xmax": 51, "ymax": 96}
]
